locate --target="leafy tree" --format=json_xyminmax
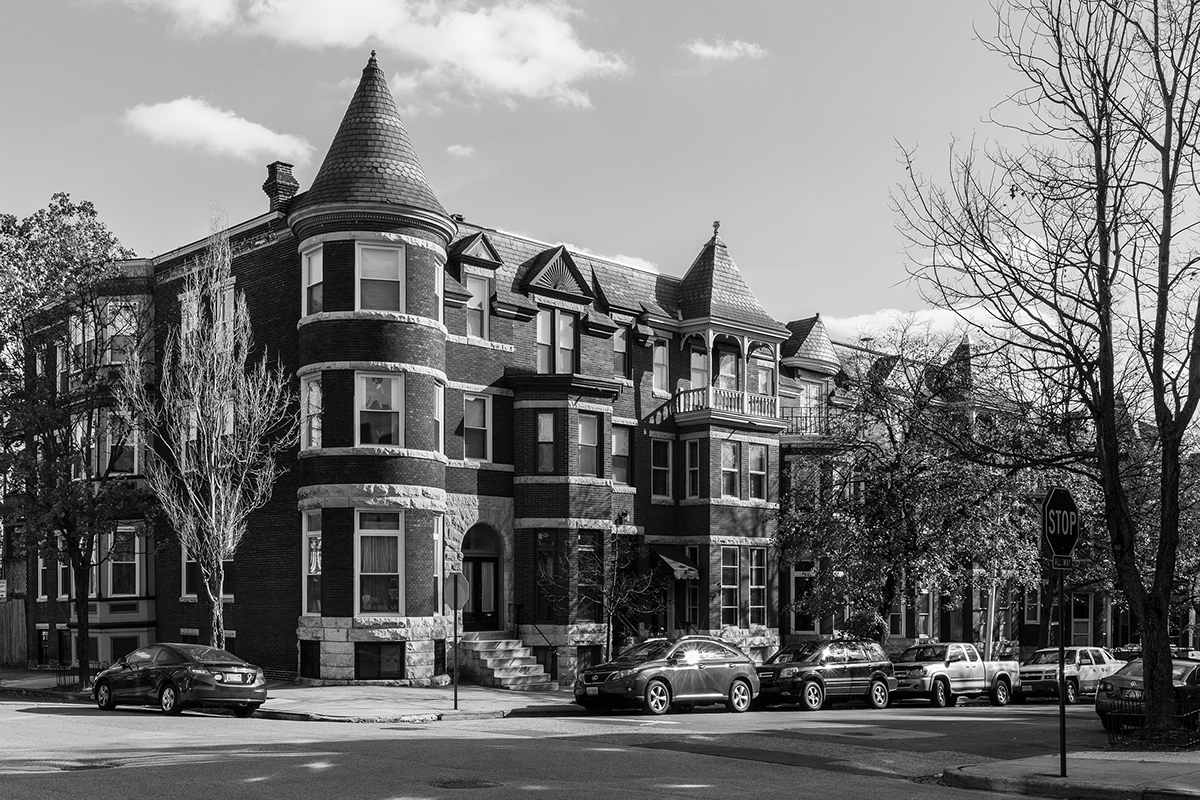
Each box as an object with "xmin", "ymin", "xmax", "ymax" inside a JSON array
[
  {"xmin": 0, "ymin": 194, "xmax": 153, "ymax": 686},
  {"xmin": 118, "ymin": 221, "xmax": 296, "ymax": 649},
  {"xmin": 895, "ymin": 0, "xmax": 1200, "ymax": 728},
  {"xmin": 775, "ymin": 320, "xmax": 1038, "ymax": 648}
]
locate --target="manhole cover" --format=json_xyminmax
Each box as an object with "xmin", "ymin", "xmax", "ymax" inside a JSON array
[{"xmin": 431, "ymin": 779, "xmax": 502, "ymax": 790}]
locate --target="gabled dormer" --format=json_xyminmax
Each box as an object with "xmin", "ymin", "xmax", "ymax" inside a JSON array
[
  {"xmin": 520, "ymin": 246, "xmax": 595, "ymax": 305},
  {"xmin": 449, "ymin": 231, "xmax": 504, "ymax": 273}
]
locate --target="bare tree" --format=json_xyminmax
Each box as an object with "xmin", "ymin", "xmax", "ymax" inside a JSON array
[
  {"xmin": 895, "ymin": 0, "xmax": 1200, "ymax": 728},
  {"xmin": 118, "ymin": 221, "xmax": 297, "ymax": 649}
]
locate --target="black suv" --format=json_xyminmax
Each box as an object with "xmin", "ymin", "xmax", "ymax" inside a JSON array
[
  {"xmin": 573, "ymin": 635, "xmax": 760, "ymax": 715},
  {"xmin": 755, "ymin": 639, "xmax": 897, "ymax": 710}
]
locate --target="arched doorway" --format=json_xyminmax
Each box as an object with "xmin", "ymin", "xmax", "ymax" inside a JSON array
[{"xmin": 462, "ymin": 525, "xmax": 501, "ymax": 631}]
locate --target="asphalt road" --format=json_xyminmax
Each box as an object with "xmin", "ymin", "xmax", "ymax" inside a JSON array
[{"xmin": 0, "ymin": 695, "xmax": 1107, "ymax": 800}]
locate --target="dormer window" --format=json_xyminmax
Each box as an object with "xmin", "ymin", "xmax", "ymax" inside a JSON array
[
  {"xmin": 357, "ymin": 244, "xmax": 405, "ymax": 312},
  {"xmin": 536, "ymin": 307, "xmax": 576, "ymax": 374},
  {"xmin": 466, "ymin": 275, "xmax": 490, "ymax": 338},
  {"xmin": 613, "ymin": 326, "xmax": 630, "ymax": 379}
]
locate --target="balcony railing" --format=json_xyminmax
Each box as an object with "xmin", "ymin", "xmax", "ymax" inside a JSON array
[
  {"xmin": 780, "ymin": 406, "xmax": 829, "ymax": 436},
  {"xmin": 673, "ymin": 386, "xmax": 778, "ymax": 419}
]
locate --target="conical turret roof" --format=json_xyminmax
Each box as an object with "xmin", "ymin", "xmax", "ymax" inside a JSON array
[
  {"xmin": 678, "ymin": 231, "xmax": 787, "ymax": 335},
  {"xmin": 294, "ymin": 52, "xmax": 446, "ymax": 217}
]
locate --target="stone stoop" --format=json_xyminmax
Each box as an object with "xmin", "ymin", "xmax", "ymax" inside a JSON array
[{"xmin": 457, "ymin": 632, "xmax": 559, "ymax": 691}]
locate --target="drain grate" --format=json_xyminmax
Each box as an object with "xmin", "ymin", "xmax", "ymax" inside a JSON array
[
  {"xmin": 911, "ymin": 774, "xmax": 942, "ymax": 785},
  {"xmin": 431, "ymin": 779, "xmax": 502, "ymax": 790}
]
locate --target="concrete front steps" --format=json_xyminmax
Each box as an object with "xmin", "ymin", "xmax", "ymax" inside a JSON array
[{"xmin": 458, "ymin": 631, "xmax": 559, "ymax": 692}]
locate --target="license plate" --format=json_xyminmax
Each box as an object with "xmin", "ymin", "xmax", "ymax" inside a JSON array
[
  {"xmin": 586, "ymin": 687, "xmax": 599, "ymax": 696},
  {"xmin": 1125, "ymin": 689, "xmax": 1143, "ymax": 700}
]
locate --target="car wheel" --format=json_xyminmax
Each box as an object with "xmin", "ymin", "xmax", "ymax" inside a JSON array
[
  {"xmin": 1064, "ymin": 680, "xmax": 1078, "ymax": 705},
  {"xmin": 94, "ymin": 681, "xmax": 116, "ymax": 711},
  {"xmin": 1100, "ymin": 712, "xmax": 1121, "ymax": 732},
  {"xmin": 867, "ymin": 679, "xmax": 889, "ymax": 710},
  {"xmin": 990, "ymin": 679, "xmax": 1011, "ymax": 707},
  {"xmin": 930, "ymin": 678, "xmax": 952, "ymax": 708},
  {"xmin": 800, "ymin": 681, "xmax": 824, "ymax": 712},
  {"xmin": 159, "ymin": 683, "xmax": 183, "ymax": 716},
  {"xmin": 233, "ymin": 704, "xmax": 260, "ymax": 718},
  {"xmin": 643, "ymin": 679, "xmax": 671, "ymax": 716},
  {"xmin": 726, "ymin": 679, "xmax": 752, "ymax": 713}
]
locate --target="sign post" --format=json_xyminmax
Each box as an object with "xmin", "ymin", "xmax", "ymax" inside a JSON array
[
  {"xmin": 1042, "ymin": 486, "xmax": 1081, "ymax": 779},
  {"xmin": 443, "ymin": 572, "xmax": 470, "ymax": 711}
]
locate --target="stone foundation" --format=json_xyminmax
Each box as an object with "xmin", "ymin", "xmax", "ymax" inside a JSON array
[{"xmin": 297, "ymin": 614, "xmax": 455, "ymax": 685}]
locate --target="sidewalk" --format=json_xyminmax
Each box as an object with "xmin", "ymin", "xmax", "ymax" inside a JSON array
[
  {"xmin": 0, "ymin": 667, "xmax": 582, "ymax": 723},
  {"xmin": 4, "ymin": 667, "xmax": 1200, "ymax": 799}
]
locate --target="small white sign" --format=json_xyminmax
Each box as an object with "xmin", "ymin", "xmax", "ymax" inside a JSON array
[{"xmin": 0, "ymin": 579, "xmax": 6, "ymax": 602}]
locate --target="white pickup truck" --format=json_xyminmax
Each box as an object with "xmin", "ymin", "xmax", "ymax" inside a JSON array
[{"xmin": 891, "ymin": 642, "xmax": 1021, "ymax": 707}]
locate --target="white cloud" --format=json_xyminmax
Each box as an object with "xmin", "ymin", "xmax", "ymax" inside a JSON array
[
  {"xmin": 685, "ymin": 37, "xmax": 767, "ymax": 62},
  {"xmin": 111, "ymin": 0, "xmax": 628, "ymax": 108},
  {"xmin": 822, "ymin": 308, "xmax": 969, "ymax": 344},
  {"xmin": 558, "ymin": 242, "xmax": 658, "ymax": 273},
  {"xmin": 447, "ymin": 144, "xmax": 475, "ymax": 157},
  {"xmin": 123, "ymin": 97, "xmax": 314, "ymax": 165}
]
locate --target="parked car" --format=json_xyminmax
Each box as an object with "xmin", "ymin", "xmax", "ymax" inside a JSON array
[
  {"xmin": 1013, "ymin": 647, "xmax": 1125, "ymax": 704},
  {"xmin": 891, "ymin": 642, "xmax": 1020, "ymax": 707},
  {"xmin": 1096, "ymin": 658, "xmax": 1200, "ymax": 732},
  {"xmin": 92, "ymin": 643, "xmax": 267, "ymax": 717},
  {"xmin": 754, "ymin": 639, "xmax": 897, "ymax": 711},
  {"xmin": 573, "ymin": 636, "xmax": 759, "ymax": 715}
]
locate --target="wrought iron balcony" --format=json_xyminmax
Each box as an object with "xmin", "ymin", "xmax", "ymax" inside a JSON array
[{"xmin": 780, "ymin": 406, "xmax": 830, "ymax": 436}]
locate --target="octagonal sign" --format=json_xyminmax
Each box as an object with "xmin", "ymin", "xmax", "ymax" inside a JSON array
[{"xmin": 1042, "ymin": 486, "xmax": 1080, "ymax": 558}]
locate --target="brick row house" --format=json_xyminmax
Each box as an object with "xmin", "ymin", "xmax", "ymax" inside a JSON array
[{"xmin": 12, "ymin": 54, "xmax": 1144, "ymax": 683}]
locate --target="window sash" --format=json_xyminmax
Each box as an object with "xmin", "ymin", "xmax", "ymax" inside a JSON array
[
  {"xmin": 356, "ymin": 511, "xmax": 403, "ymax": 615},
  {"xmin": 109, "ymin": 530, "xmax": 138, "ymax": 597},
  {"xmin": 613, "ymin": 326, "xmax": 629, "ymax": 378},
  {"xmin": 721, "ymin": 442, "xmax": 740, "ymax": 498},
  {"xmin": 716, "ymin": 349, "xmax": 739, "ymax": 390},
  {"xmin": 721, "ymin": 546, "xmax": 740, "ymax": 626},
  {"xmin": 612, "ymin": 426, "xmax": 631, "ymax": 485},
  {"xmin": 690, "ymin": 348, "xmax": 707, "ymax": 388},
  {"xmin": 183, "ymin": 554, "xmax": 234, "ymax": 598},
  {"xmin": 304, "ymin": 249, "xmax": 323, "ymax": 315},
  {"xmin": 749, "ymin": 547, "xmax": 766, "ymax": 625},
  {"xmin": 536, "ymin": 412, "xmax": 555, "ymax": 473},
  {"xmin": 304, "ymin": 510, "xmax": 322, "ymax": 615},
  {"xmin": 358, "ymin": 374, "xmax": 402, "ymax": 446},
  {"xmin": 652, "ymin": 342, "xmax": 669, "ymax": 392},
  {"xmin": 749, "ymin": 444, "xmax": 767, "ymax": 500},
  {"xmin": 578, "ymin": 414, "xmax": 599, "ymax": 477},
  {"xmin": 686, "ymin": 440, "xmax": 700, "ymax": 498},
  {"xmin": 466, "ymin": 276, "xmax": 488, "ymax": 338},
  {"xmin": 434, "ymin": 383, "xmax": 445, "ymax": 455},
  {"xmin": 651, "ymin": 439, "xmax": 671, "ymax": 497},
  {"xmin": 303, "ymin": 375, "xmax": 323, "ymax": 449},
  {"xmin": 358, "ymin": 245, "xmax": 404, "ymax": 312},
  {"xmin": 464, "ymin": 395, "xmax": 490, "ymax": 461}
]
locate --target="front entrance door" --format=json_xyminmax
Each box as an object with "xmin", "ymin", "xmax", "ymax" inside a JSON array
[{"xmin": 461, "ymin": 525, "xmax": 502, "ymax": 632}]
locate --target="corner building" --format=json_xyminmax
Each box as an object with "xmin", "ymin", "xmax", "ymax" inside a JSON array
[{"xmin": 64, "ymin": 55, "xmax": 865, "ymax": 684}]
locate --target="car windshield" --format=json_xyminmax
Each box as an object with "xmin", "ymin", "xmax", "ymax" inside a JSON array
[
  {"xmin": 173, "ymin": 645, "xmax": 244, "ymax": 664},
  {"xmin": 1112, "ymin": 660, "xmax": 1196, "ymax": 682},
  {"xmin": 899, "ymin": 645, "xmax": 947, "ymax": 662},
  {"xmin": 767, "ymin": 642, "xmax": 821, "ymax": 664},
  {"xmin": 1028, "ymin": 650, "xmax": 1076, "ymax": 665},
  {"xmin": 615, "ymin": 640, "xmax": 673, "ymax": 663}
]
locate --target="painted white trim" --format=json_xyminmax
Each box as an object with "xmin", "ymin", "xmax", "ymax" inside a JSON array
[
  {"xmin": 513, "ymin": 475, "xmax": 613, "ymax": 486},
  {"xmin": 298, "ymin": 361, "xmax": 447, "ymax": 383},
  {"xmin": 445, "ymin": 459, "xmax": 514, "ymax": 472},
  {"xmin": 514, "ymin": 399, "xmax": 611, "ymax": 413},
  {"xmin": 446, "ymin": 381, "xmax": 513, "ymax": 396},
  {"xmin": 678, "ymin": 430, "xmax": 776, "ymax": 446},
  {"xmin": 297, "ymin": 310, "xmax": 447, "ymax": 333},
  {"xmin": 647, "ymin": 430, "xmax": 676, "ymax": 440},
  {"xmin": 446, "ymin": 334, "xmax": 516, "ymax": 352},
  {"xmin": 612, "ymin": 416, "xmax": 638, "ymax": 427},
  {"xmin": 297, "ymin": 229, "xmax": 448, "ymax": 258}
]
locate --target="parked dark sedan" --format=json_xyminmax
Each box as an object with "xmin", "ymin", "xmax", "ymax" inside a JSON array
[
  {"xmin": 1096, "ymin": 658, "xmax": 1200, "ymax": 732},
  {"xmin": 755, "ymin": 639, "xmax": 897, "ymax": 711},
  {"xmin": 92, "ymin": 643, "xmax": 267, "ymax": 717},
  {"xmin": 573, "ymin": 636, "xmax": 759, "ymax": 715}
]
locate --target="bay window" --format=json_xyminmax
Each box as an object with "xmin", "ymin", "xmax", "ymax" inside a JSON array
[
  {"xmin": 651, "ymin": 439, "xmax": 671, "ymax": 498},
  {"xmin": 464, "ymin": 394, "xmax": 491, "ymax": 461},
  {"xmin": 536, "ymin": 307, "xmax": 577, "ymax": 374},
  {"xmin": 302, "ymin": 374, "xmax": 323, "ymax": 449},
  {"xmin": 721, "ymin": 547, "xmax": 740, "ymax": 626},
  {"xmin": 578, "ymin": 413, "xmax": 600, "ymax": 477},
  {"xmin": 612, "ymin": 426, "xmax": 631, "ymax": 485},
  {"xmin": 357, "ymin": 244, "xmax": 405, "ymax": 312},
  {"xmin": 303, "ymin": 247, "xmax": 323, "ymax": 315},
  {"xmin": 304, "ymin": 510, "xmax": 322, "ymax": 615},
  {"xmin": 536, "ymin": 411, "xmax": 555, "ymax": 473},
  {"xmin": 686, "ymin": 439, "xmax": 700, "ymax": 498},
  {"xmin": 750, "ymin": 547, "xmax": 766, "ymax": 625},
  {"xmin": 749, "ymin": 444, "xmax": 767, "ymax": 500},
  {"xmin": 722, "ymin": 441, "xmax": 740, "ymax": 498},
  {"xmin": 357, "ymin": 511, "xmax": 403, "ymax": 614},
  {"xmin": 357, "ymin": 373, "xmax": 402, "ymax": 446},
  {"xmin": 109, "ymin": 528, "xmax": 138, "ymax": 597}
]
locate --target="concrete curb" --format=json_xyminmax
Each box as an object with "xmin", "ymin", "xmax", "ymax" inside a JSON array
[
  {"xmin": 943, "ymin": 765, "xmax": 1200, "ymax": 800},
  {"xmin": 0, "ymin": 686, "xmax": 90, "ymax": 705}
]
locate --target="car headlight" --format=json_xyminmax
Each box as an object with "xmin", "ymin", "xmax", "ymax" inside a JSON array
[
  {"xmin": 608, "ymin": 669, "xmax": 636, "ymax": 682},
  {"xmin": 779, "ymin": 667, "xmax": 799, "ymax": 678},
  {"xmin": 915, "ymin": 666, "xmax": 928, "ymax": 677}
]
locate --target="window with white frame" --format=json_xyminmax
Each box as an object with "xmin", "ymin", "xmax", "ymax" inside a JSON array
[
  {"xmin": 70, "ymin": 311, "xmax": 95, "ymax": 375},
  {"xmin": 721, "ymin": 547, "xmax": 740, "ymax": 626},
  {"xmin": 433, "ymin": 514, "xmax": 444, "ymax": 613},
  {"xmin": 434, "ymin": 260, "xmax": 444, "ymax": 324},
  {"xmin": 689, "ymin": 346, "xmax": 708, "ymax": 388},
  {"xmin": 302, "ymin": 374, "xmax": 322, "ymax": 449},
  {"xmin": 183, "ymin": 553, "xmax": 234, "ymax": 598},
  {"xmin": 357, "ymin": 510, "xmax": 402, "ymax": 614},
  {"xmin": 38, "ymin": 553, "xmax": 50, "ymax": 600},
  {"xmin": 721, "ymin": 441, "xmax": 740, "ymax": 498},
  {"xmin": 109, "ymin": 528, "xmax": 138, "ymax": 597},
  {"xmin": 578, "ymin": 413, "xmax": 600, "ymax": 477},
  {"xmin": 104, "ymin": 411, "xmax": 136, "ymax": 475},
  {"xmin": 105, "ymin": 302, "xmax": 138, "ymax": 365},
  {"xmin": 716, "ymin": 347, "xmax": 739, "ymax": 390},
  {"xmin": 749, "ymin": 547, "xmax": 766, "ymax": 626},
  {"xmin": 304, "ymin": 510, "xmax": 322, "ymax": 615},
  {"xmin": 684, "ymin": 545, "xmax": 700, "ymax": 626},
  {"xmin": 613, "ymin": 326, "xmax": 630, "ymax": 378},
  {"xmin": 686, "ymin": 439, "xmax": 700, "ymax": 498},
  {"xmin": 357, "ymin": 243, "xmax": 405, "ymax": 312},
  {"xmin": 536, "ymin": 411, "xmax": 555, "ymax": 473},
  {"xmin": 651, "ymin": 439, "xmax": 671, "ymax": 498},
  {"xmin": 303, "ymin": 246, "xmax": 323, "ymax": 315},
  {"xmin": 434, "ymin": 382, "xmax": 445, "ymax": 455},
  {"xmin": 465, "ymin": 275, "xmax": 489, "ymax": 338},
  {"xmin": 57, "ymin": 537, "xmax": 70, "ymax": 600},
  {"xmin": 463, "ymin": 394, "xmax": 491, "ymax": 461},
  {"xmin": 1024, "ymin": 587, "xmax": 1041, "ymax": 624},
  {"xmin": 751, "ymin": 356, "xmax": 775, "ymax": 395},
  {"xmin": 889, "ymin": 599, "xmax": 904, "ymax": 637},
  {"xmin": 652, "ymin": 341, "xmax": 669, "ymax": 392},
  {"xmin": 55, "ymin": 340, "xmax": 69, "ymax": 394},
  {"xmin": 749, "ymin": 444, "xmax": 767, "ymax": 500},
  {"xmin": 916, "ymin": 589, "xmax": 934, "ymax": 637},
  {"xmin": 612, "ymin": 426, "xmax": 632, "ymax": 485},
  {"xmin": 536, "ymin": 307, "xmax": 577, "ymax": 374},
  {"xmin": 357, "ymin": 374, "xmax": 402, "ymax": 446}
]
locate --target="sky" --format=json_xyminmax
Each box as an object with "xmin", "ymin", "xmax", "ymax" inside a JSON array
[{"xmin": 0, "ymin": 1, "xmax": 1021, "ymax": 342}]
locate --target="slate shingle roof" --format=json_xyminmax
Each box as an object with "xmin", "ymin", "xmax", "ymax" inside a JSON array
[
  {"xmin": 293, "ymin": 52, "xmax": 446, "ymax": 217},
  {"xmin": 678, "ymin": 235, "xmax": 787, "ymax": 335},
  {"xmin": 781, "ymin": 315, "xmax": 841, "ymax": 372}
]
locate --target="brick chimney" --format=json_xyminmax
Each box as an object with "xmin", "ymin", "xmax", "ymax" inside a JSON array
[{"xmin": 262, "ymin": 161, "xmax": 300, "ymax": 212}]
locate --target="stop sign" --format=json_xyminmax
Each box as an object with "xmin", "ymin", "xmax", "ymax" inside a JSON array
[{"xmin": 1042, "ymin": 487, "xmax": 1080, "ymax": 557}]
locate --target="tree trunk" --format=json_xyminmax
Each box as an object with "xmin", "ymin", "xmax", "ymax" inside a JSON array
[
  {"xmin": 203, "ymin": 561, "xmax": 225, "ymax": 649},
  {"xmin": 1139, "ymin": 595, "xmax": 1179, "ymax": 730},
  {"xmin": 73, "ymin": 560, "xmax": 91, "ymax": 688}
]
